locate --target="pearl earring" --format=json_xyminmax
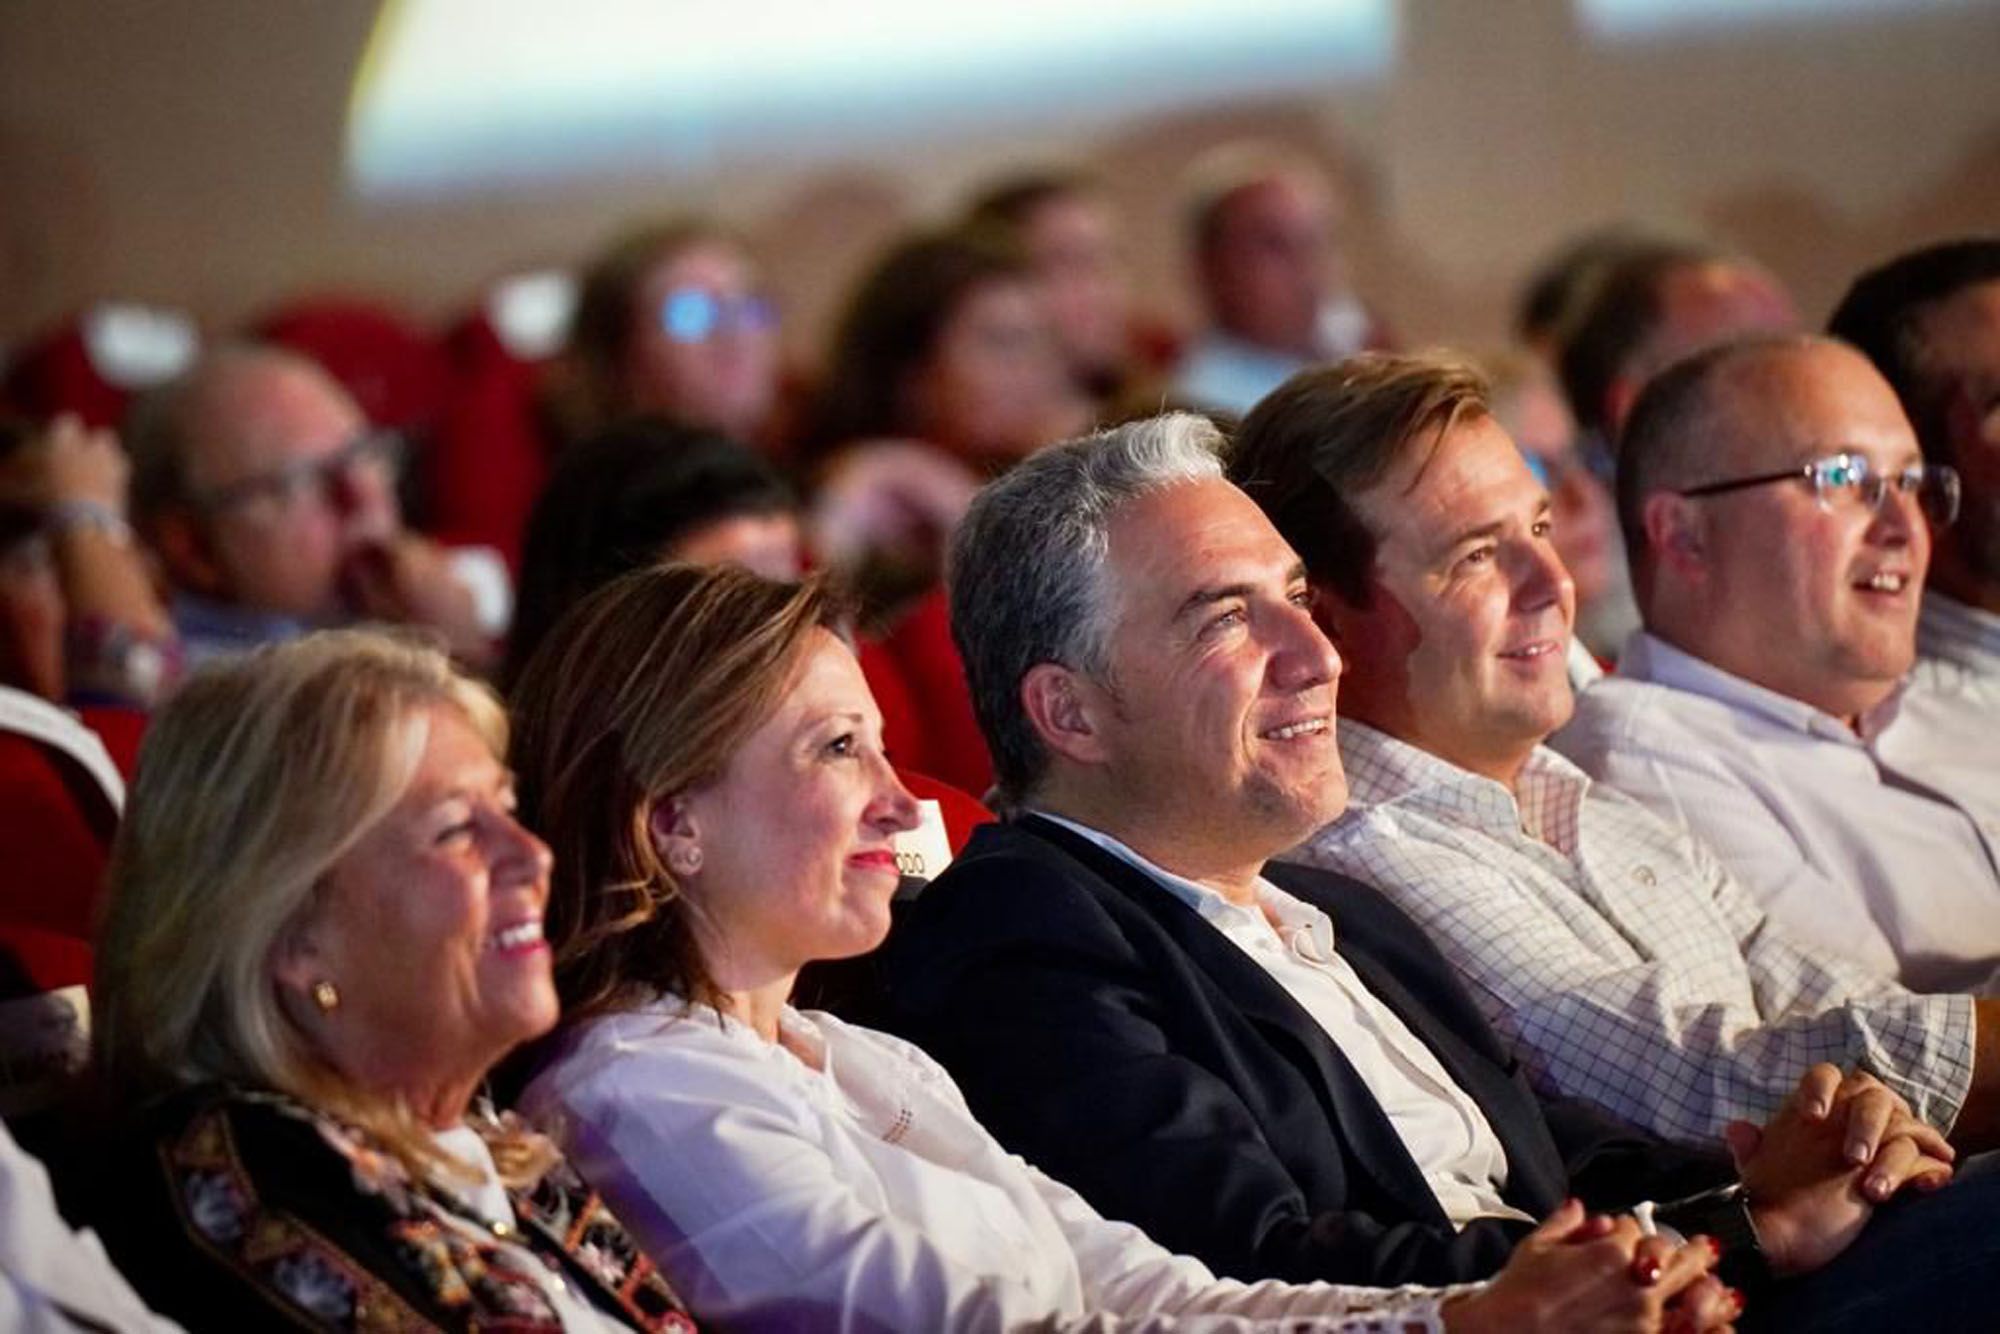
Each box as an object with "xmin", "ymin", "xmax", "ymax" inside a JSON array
[{"xmin": 310, "ymin": 980, "xmax": 341, "ymax": 1014}]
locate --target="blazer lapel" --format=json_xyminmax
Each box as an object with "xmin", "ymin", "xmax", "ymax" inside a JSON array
[{"xmin": 1016, "ymin": 817, "xmax": 1450, "ymax": 1223}]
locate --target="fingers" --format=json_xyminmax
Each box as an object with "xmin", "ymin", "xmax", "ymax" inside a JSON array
[
  {"xmin": 1665, "ymin": 1273, "xmax": 1743, "ymax": 1333},
  {"xmin": 1722, "ymin": 1118, "xmax": 1763, "ymax": 1171},
  {"xmin": 1857, "ymin": 1135, "xmax": 1955, "ymax": 1202},
  {"xmin": 1628, "ymin": 1232, "xmax": 1682, "ymax": 1287},
  {"xmin": 1835, "ymin": 1081, "xmax": 1897, "ymax": 1164},
  {"xmin": 1523, "ymin": 1197, "xmax": 1588, "ymax": 1245},
  {"xmin": 1793, "ymin": 1062, "xmax": 1844, "ymax": 1120}
]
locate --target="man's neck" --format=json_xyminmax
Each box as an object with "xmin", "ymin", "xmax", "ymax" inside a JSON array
[{"xmin": 1032, "ymin": 782, "xmax": 1266, "ymax": 908}]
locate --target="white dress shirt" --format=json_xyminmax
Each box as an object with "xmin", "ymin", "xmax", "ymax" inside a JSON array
[
  {"xmin": 0, "ymin": 1119, "xmax": 184, "ymax": 1333},
  {"xmin": 521, "ymin": 1000, "xmax": 1465, "ymax": 1333},
  {"xmin": 1289, "ymin": 721, "xmax": 1974, "ymax": 1145},
  {"xmin": 1040, "ymin": 814, "xmax": 1531, "ymax": 1227},
  {"xmin": 1917, "ymin": 591, "xmax": 2000, "ymax": 687},
  {"xmin": 1554, "ymin": 631, "xmax": 2000, "ymax": 993}
]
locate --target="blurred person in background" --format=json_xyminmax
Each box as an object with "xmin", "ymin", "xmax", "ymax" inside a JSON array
[
  {"xmin": 1555, "ymin": 242, "xmax": 1797, "ymax": 458},
  {"xmin": 805, "ymin": 226, "xmax": 1087, "ymax": 621},
  {"xmin": 1829, "ymin": 238, "xmax": 2000, "ymax": 694},
  {"xmin": 502, "ymin": 417, "xmax": 802, "ymax": 688},
  {"xmin": 126, "ymin": 346, "xmax": 492, "ymax": 670},
  {"xmin": 966, "ymin": 170, "xmax": 1139, "ymax": 412},
  {"xmin": 548, "ymin": 219, "xmax": 786, "ymax": 455},
  {"xmin": 1172, "ymin": 144, "xmax": 1391, "ymax": 417}
]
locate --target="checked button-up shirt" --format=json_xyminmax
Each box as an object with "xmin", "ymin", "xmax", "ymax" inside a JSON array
[{"xmin": 1284, "ymin": 719, "xmax": 1974, "ymax": 1147}]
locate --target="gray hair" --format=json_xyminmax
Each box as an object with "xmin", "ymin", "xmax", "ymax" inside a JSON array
[{"xmin": 948, "ymin": 412, "xmax": 1225, "ymax": 804}]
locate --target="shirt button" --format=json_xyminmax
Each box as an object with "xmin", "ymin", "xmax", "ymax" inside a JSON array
[{"xmin": 1632, "ymin": 866, "xmax": 1657, "ymax": 887}]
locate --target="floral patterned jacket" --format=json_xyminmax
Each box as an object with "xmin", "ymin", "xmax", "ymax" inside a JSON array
[{"xmin": 80, "ymin": 1084, "xmax": 697, "ymax": 1332}]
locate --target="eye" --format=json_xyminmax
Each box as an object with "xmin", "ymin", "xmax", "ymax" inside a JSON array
[
  {"xmin": 434, "ymin": 819, "xmax": 476, "ymax": 846},
  {"xmin": 1454, "ymin": 544, "xmax": 1496, "ymax": 573},
  {"xmin": 1531, "ymin": 517, "xmax": 1555, "ymax": 539},
  {"xmin": 1287, "ymin": 586, "xmax": 1314, "ymax": 610},
  {"xmin": 823, "ymin": 732, "xmax": 859, "ymax": 760},
  {"xmin": 1201, "ymin": 606, "xmax": 1247, "ymax": 637}
]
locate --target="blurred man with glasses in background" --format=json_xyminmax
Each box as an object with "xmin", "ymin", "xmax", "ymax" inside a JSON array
[
  {"xmin": 1553, "ymin": 333, "xmax": 2000, "ymax": 992},
  {"xmin": 127, "ymin": 345, "xmax": 490, "ymax": 671}
]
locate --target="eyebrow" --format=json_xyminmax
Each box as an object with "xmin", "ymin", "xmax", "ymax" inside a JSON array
[{"xmin": 1170, "ymin": 561, "xmax": 1309, "ymax": 624}]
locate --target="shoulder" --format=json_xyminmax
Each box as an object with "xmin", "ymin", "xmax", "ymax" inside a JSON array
[
  {"xmin": 1556, "ymin": 677, "xmax": 1744, "ymax": 773},
  {"xmin": 527, "ymin": 1002, "xmax": 808, "ymax": 1132}
]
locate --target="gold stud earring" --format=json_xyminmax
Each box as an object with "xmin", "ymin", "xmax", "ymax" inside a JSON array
[
  {"xmin": 310, "ymin": 980, "xmax": 341, "ymax": 1014},
  {"xmin": 670, "ymin": 846, "xmax": 703, "ymax": 877}
]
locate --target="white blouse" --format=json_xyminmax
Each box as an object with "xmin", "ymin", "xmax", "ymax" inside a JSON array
[{"xmin": 520, "ymin": 999, "xmax": 1469, "ymax": 1333}]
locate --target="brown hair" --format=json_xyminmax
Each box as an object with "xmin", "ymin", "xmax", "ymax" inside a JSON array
[
  {"xmin": 1228, "ymin": 351, "xmax": 1492, "ymax": 603},
  {"xmin": 543, "ymin": 217, "xmax": 739, "ymax": 444},
  {"xmin": 508, "ymin": 562, "xmax": 842, "ymax": 1025}
]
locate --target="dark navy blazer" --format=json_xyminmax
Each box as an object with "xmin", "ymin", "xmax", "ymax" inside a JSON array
[{"xmin": 879, "ymin": 815, "xmax": 1729, "ymax": 1287}]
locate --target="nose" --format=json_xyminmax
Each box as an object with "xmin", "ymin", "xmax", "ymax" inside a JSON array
[
  {"xmin": 1866, "ymin": 478, "xmax": 1919, "ymax": 549},
  {"xmin": 1271, "ymin": 597, "xmax": 1342, "ymax": 693},
  {"xmin": 490, "ymin": 810, "xmax": 555, "ymax": 893},
  {"xmin": 327, "ymin": 450, "xmax": 398, "ymax": 529},
  {"xmin": 867, "ymin": 756, "xmax": 924, "ymax": 837},
  {"xmin": 1512, "ymin": 536, "xmax": 1574, "ymax": 618}
]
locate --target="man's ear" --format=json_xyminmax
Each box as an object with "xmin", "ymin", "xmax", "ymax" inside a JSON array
[
  {"xmin": 152, "ymin": 508, "xmax": 226, "ymax": 598},
  {"xmin": 1642, "ymin": 491, "xmax": 1707, "ymax": 579},
  {"xmin": 1020, "ymin": 662, "xmax": 1112, "ymax": 767}
]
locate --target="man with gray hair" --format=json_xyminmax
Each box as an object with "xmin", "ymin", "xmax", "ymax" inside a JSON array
[{"xmin": 875, "ymin": 412, "xmax": 1987, "ymax": 1319}]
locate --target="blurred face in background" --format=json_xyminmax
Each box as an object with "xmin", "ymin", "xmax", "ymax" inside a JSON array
[
  {"xmin": 1200, "ymin": 172, "xmax": 1342, "ymax": 359},
  {"xmin": 624, "ymin": 240, "xmax": 781, "ymax": 442},
  {"xmin": 177, "ymin": 358, "xmax": 399, "ymax": 618},
  {"xmin": 1493, "ymin": 372, "xmax": 1618, "ymax": 612},
  {"xmin": 665, "ymin": 510, "xmax": 804, "ymax": 582},
  {"xmin": 0, "ymin": 528, "xmax": 62, "ymax": 699},
  {"xmin": 1020, "ymin": 191, "xmax": 1131, "ymax": 390},
  {"xmin": 905, "ymin": 277, "xmax": 1086, "ymax": 463}
]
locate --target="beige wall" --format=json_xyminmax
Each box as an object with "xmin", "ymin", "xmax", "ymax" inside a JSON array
[{"xmin": 3, "ymin": 0, "xmax": 1997, "ymax": 368}]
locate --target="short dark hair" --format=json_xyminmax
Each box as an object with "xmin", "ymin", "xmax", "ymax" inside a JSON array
[
  {"xmin": 965, "ymin": 170, "xmax": 1096, "ymax": 233},
  {"xmin": 503, "ymin": 417, "xmax": 795, "ymax": 686},
  {"xmin": 1555, "ymin": 241, "xmax": 1732, "ymax": 439},
  {"xmin": 1514, "ymin": 225, "xmax": 1670, "ymax": 346},
  {"xmin": 1827, "ymin": 238, "xmax": 2000, "ymax": 464},
  {"xmin": 1229, "ymin": 352, "xmax": 1492, "ymax": 604}
]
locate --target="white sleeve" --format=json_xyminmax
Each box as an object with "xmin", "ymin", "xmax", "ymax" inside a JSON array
[{"xmin": 537, "ymin": 1031, "xmax": 1466, "ymax": 1333}]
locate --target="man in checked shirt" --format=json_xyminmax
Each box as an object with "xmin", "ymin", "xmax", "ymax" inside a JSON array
[{"xmin": 1228, "ymin": 348, "xmax": 2000, "ymax": 1150}]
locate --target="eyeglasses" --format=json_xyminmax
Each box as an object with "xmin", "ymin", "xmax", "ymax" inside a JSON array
[
  {"xmin": 192, "ymin": 429, "xmax": 404, "ymax": 517},
  {"xmin": 1678, "ymin": 451, "xmax": 1960, "ymax": 527},
  {"xmin": 658, "ymin": 288, "xmax": 778, "ymax": 344}
]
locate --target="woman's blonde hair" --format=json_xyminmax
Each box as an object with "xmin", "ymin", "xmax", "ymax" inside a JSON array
[
  {"xmin": 509, "ymin": 562, "xmax": 839, "ymax": 1025},
  {"xmin": 92, "ymin": 629, "xmax": 536, "ymax": 1178}
]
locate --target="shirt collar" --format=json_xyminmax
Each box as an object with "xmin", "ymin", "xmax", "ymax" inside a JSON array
[
  {"xmin": 1920, "ymin": 591, "xmax": 2000, "ymax": 658},
  {"xmin": 1616, "ymin": 630, "xmax": 1904, "ymax": 745},
  {"xmin": 1337, "ymin": 718, "xmax": 1590, "ymax": 854},
  {"xmin": 1030, "ymin": 809, "xmax": 1334, "ymax": 950}
]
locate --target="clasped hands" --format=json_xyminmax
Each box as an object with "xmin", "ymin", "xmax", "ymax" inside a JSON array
[{"xmin": 1728, "ymin": 1061, "xmax": 1952, "ymax": 1277}]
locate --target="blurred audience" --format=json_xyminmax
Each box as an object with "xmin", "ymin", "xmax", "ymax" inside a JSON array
[
  {"xmin": 503, "ymin": 417, "xmax": 802, "ymax": 687},
  {"xmin": 806, "ymin": 226, "xmax": 1086, "ymax": 617},
  {"xmin": 1829, "ymin": 238, "xmax": 2000, "ymax": 693},
  {"xmin": 1234, "ymin": 350, "xmax": 1999, "ymax": 1151},
  {"xmin": 1556, "ymin": 242, "xmax": 1797, "ymax": 454},
  {"xmin": 548, "ymin": 219, "xmax": 784, "ymax": 453},
  {"xmin": 126, "ymin": 345, "xmax": 491, "ymax": 669},
  {"xmin": 1172, "ymin": 144, "xmax": 1388, "ymax": 416},
  {"xmin": 508, "ymin": 561, "xmax": 1730, "ymax": 1334},
  {"xmin": 1514, "ymin": 226, "xmax": 1674, "ymax": 361},
  {"xmin": 1556, "ymin": 334, "xmax": 1999, "ymax": 991},
  {"xmin": 966, "ymin": 170, "xmax": 1138, "ymax": 410},
  {"xmin": 77, "ymin": 630, "xmax": 696, "ymax": 1330}
]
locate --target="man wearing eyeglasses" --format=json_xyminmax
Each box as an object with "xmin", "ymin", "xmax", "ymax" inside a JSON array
[
  {"xmin": 1552, "ymin": 333, "xmax": 2000, "ymax": 994},
  {"xmin": 126, "ymin": 345, "xmax": 490, "ymax": 669}
]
